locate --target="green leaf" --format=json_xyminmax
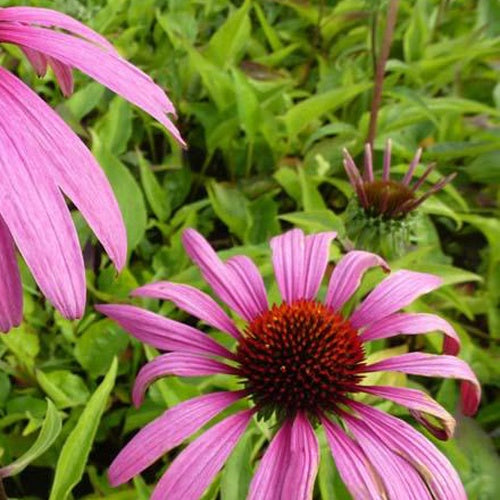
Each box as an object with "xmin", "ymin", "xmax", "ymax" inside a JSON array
[
  {"xmin": 207, "ymin": 180, "xmax": 248, "ymax": 241},
  {"xmin": 64, "ymin": 82, "xmax": 106, "ymax": 121},
  {"xmin": 138, "ymin": 152, "xmax": 171, "ymax": 221},
  {"xmin": 95, "ymin": 97, "xmax": 133, "ymax": 155},
  {"xmin": 283, "ymin": 83, "xmax": 372, "ymax": 137},
  {"xmin": 232, "ymin": 68, "xmax": 260, "ymax": 142},
  {"xmin": 0, "ymin": 400, "xmax": 62, "ymax": 478},
  {"xmin": 206, "ymin": 0, "xmax": 251, "ymax": 68},
  {"xmin": 49, "ymin": 358, "xmax": 117, "ymax": 500},
  {"xmin": 92, "ymin": 133, "xmax": 147, "ymax": 254},
  {"xmin": 36, "ymin": 370, "xmax": 90, "ymax": 409},
  {"xmin": 280, "ymin": 210, "xmax": 345, "ymax": 237},
  {"xmin": 75, "ymin": 320, "xmax": 129, "ymax": 378},
  {"xmin": 403, "ymin": 0, "xmax": 429, "ymax": 62},
  {"xmin": 245, "ymin": 194, "xmax": 280, "ymax": 244}
]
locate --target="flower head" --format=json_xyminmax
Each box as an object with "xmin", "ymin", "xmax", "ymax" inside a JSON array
[
  {"xmin": 342, "ymin": 140, "xmax": 456, "ymax": 257},
  {"xmin": 0, "ymin": 7, "xmax": 184, "ymax": 332},
  {"xmin": 98, "ymin": 229, "xmax": 480, "ymax": 500}
]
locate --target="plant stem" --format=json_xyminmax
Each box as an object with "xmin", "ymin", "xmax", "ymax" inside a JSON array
[
  {"xmin": 366, "ymin": 0, "xmax": 400, "ymax": 146},
  {"xmin": 0, "ymin": 478, "xmax": 7, "ymax": 500}
]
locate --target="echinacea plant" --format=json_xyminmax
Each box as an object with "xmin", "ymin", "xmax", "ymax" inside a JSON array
[
  {"xmin": 98, "ymin": 228, "xmax": 480, "ymax": 500},
  {"xmin": 342, "ymin": 140, "xmax": 456, "ymax": 258},
  {"xmin": 0, "ymin": 6, "xmax": 184, "ymax": 333}
]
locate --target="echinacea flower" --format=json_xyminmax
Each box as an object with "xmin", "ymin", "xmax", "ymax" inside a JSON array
[
  {"xmin": 0, "ymin": 7, "xmax": 184, "ymax": 332},
  {"xmin": 98, "ymin": 228, "xmax": 480, "ymax": 500},
  {"xmin": 342, "ymin": 140, "xmax": 456, "ymax": 257}
]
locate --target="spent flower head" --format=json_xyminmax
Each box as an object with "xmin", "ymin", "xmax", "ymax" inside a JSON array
[
  {"xmin": 98, "ymin": 228, "xmax": 480, "ymax": 500},
  {"xmin": 0, "ymin": 7, "xmax": 183, "ymax": 332},
  {"xmin": 342, "ymin": 140, "xmax": 456, "ymax": 257}
]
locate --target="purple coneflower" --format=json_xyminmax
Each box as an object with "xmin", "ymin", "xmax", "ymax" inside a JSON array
[
  {"xmin": 0, "ymin": 7, "xmax": 184, "ymax": 332},
  {"xmin": 343, "ymin": 140, "xmax": 455, "ymax": 219},
  {"xmin": 97, "ymin": 228, "xmax": 480, "ymax": 500},
  {"xmin": 341, "ymin": 140, "xmax": 456, "ymax": 257}
]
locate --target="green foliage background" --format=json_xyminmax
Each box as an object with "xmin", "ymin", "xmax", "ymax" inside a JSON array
[{"xmin": 0, "ymin": 0, "xmax": 499, "ymax": 498}]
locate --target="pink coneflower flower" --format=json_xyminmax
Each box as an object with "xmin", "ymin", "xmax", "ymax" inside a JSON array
[
  {"xmin": 343, "ymin": 140, "xmax": 456, "ymax": 219},
  {"xmin": 98, "ymin": 229, "xmax": 480, "ymax": 500},
  {"xmin": 0, "ymin": 7, "xmax": 184, "ymax": 332}
]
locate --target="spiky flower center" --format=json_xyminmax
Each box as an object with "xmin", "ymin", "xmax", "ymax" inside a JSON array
[
  {"xmin": 363, "ymin": 180, "xmax": 416, "ymax": 218},
  {"xmin": 236, "ymin": 300, "xmax": 365, "ymax": 418}
]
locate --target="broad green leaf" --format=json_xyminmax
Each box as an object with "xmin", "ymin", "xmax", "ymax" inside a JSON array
[
  {"xmin": 280, "ymin": 210, "xmax": 345, "ymax": 237},
  {"xmin": 36, "ymin": 370, "xmax": 90, "ymax": 409},
  {"xmin": 49, "ymin": 358, "xmax": 118, "ymax": 500},
  {"xmin": 92, "ymin": 133, "xmax": 147, "ymax": 254},
  {"xmin": 283, "ymin": 83, "xmax": 372, "ymax": 136},
  {"xmin": 232, "ymin": 68, "xmax": 260, "ymax": 142},
  {"xmin": 207, "ymin": 180, "xmax": 248, "ymax": 241},
  {"xmin": 75, "ymin": 320, "xmax": 129, "ymax": 378},
  {"xmin": 95, "ymin": 97, "xmax": 132, "ymax": 155},
  {"xmin": 403, "ymin": 0, "xmax": 429, "ymax": 62},
  {"xmin": 138, "ymin": 152, "xmax": 171, "ymax": 221},
  {"xmin": 64, "ymin": 82, "xmax": 106, "ymax": 121},
  {"xmin": 207, "ymin": 0, "xmax": 251, "ymax": 67},
  {"xmin": 245, "ymin": 194, "xmax": 280, "ymax": 244},
  {"xmin": 0, "ymin": 400, "xmax": 61, "ymax": 478}
]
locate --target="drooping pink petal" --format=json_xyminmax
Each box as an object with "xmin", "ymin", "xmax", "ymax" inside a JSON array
[
  {"xmin": 132, "ymin": 352, "xmax": 235, "ymax": 407},
  {"xmin": 109, "ymin": 391, "xmax": 242, "ymax": 486},
  {"xmin": 363, "ymin": 143, "xmax": 374, "ymax": 181},
  {"xmin": 350, "ymin": 270, "xmax": 442, "ymax": 329},
  {"xmin": 95, "ymin": 304, "xmax": 233, "ymax": 360},
  {"xmin": 303, "ymin": 232, "xmax": 337, "ymax": 300},
  {"xmin": 0, "ymin": 6, "xmax": 116, "ymax": 51},
  {"xmin": 151, "ymin": 409, "xmax": 253, "ymax": 500},
  {"xmin": 48, "ymin": 57, "xmax": 73, "ymax": 96},
  {"xmin": 321, "ymin": 416, "xmax": 383, "ymax": 500},
  {"xmin": 248, "ymin": 421, "xmax": 292, "ymax": 500},
  {"xmin": 0, "ymin": 216, "xmax": 22, "ymax": 332},
  {"xmin": 132, "ymin": 281, "xmax": 241, "ymax": 339},
  {"xmin": 270, "ymin": 229, "xmax": 305, "ymax": 303},
  {"xmin": 0, "ymin": 67, "xmax": 126, "ymax": 270},
  {"xmin": 364, "ymin": 352, "xmax": 481, "ymax": 415},
  {"xmin": 225, "ymin": 255, "xmax": 268, "ymax": 314},
  {"xmin": 350, "ymin": 401, "xmax": 467, "ymax": 499},
  {"xmin": 281, "ymin": 413, "xmax": 319, "ymax": 500},
  {"xmin": 325, "ymin": 251, "xmax": 389, "ymax": 312},
  {"xmin": 182, "ymin": 229, "xmax": 264, "ymax": 321},
  {"xmin": 20, "ymin": 46, "xmax": 47, "ymax": 76},
  {"xmin": 359, "ymin": 385, "xmax": 455, "ymax": 440},
  {"xmin": 342, "ymin": 412, "xmax": 432, "ymax": 499},
  {"xmin": 360, "ymin": 312, "xmax": 460, "ymax": 355},
  {"xmin": 342, "ymin": 148, "xmax": 369, "ymax": 207},
  {"xmin": 0, "ymin": 24, "xmax": 185, "ymax": 146},
  {"xmin": 0, "ymin": 107, "xmax": 84, "ymax": 319}
]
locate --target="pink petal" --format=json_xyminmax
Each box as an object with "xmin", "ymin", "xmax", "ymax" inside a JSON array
[
  {"xmin": 132, "ymin": 281, "xmax": 241, "ymax": 339},
  {"xmin": 402, "ymin": 147, "xmax": 423, "ymax": 185},
  {"xmin": 48, "ymin": 57, "xmax": 73, "ymax": 96},
  {"xmin": 350, "ymin": 270, "xmax": 442, "ymax": 329},
  {"xmin": 95, "ymin": 304, "xmax": 233, "ymax": 360},
  {"xmin": 248, "ymin": 421, "xmax": 292, "ymax": 500},
  {"xmin": 303, "ymin": 232, "xmax": 337, "ymax": 300},
  {"xmin": 360, "ymin": 312, "xmax": 460, "ymax": 355},
  {"xmin": 343, "ymin": 412, "xmax": 432, "ymax": 499},
  {"xmin": 109, "ymin": 391, "xmax": 242, "ymax": 486},
  {"xmin": 0, "ymin": 67, "xmax": 126, "ymax": 270},
  {"xmin": 0, "ymin": 216, "xmax": 22, "ymax": 332},
  {"xmin": 0, "ymin": 6, "xmax": 116, "ymax": 50},
  {"xmin": 0, "ymin": 24, "xmax": 185, "ymax": 146},
  {"xmin": 249, "ymin": 414, "xmax": 318, "ymax": 500},
  {"xmin": 151, "ymin": 409, "xmax": 253, "ymax": 500},
  {"xmin": 225, "ymin": 255, "xmax": 268, "ymax": 313},
  {"xmin": 359, "ymin": 385, "xmax": 455, "ymax": 440},
  {"xmin": 270, "ymin": 229, "xmax": 305, "ymax": 303},
  {"xmin": 364, "ymin": 352, "xmax": 481, "ymax": 416},
  {"xmin": 0, "ymin": 98, "xmax": 84, "ymax": 318},
  {"xmin": 350, "ymin": 401, "xmax": 467, "ymax": 499},
  {"xmin": 182, "ymin": 229, "xmax": 263, "ymax": 321},
  {"xmin": 281, "ymin": 413, "xmax": 319, "ymax": 500},
  {"xmin": 325, "ymin": 251, "xmax": 389, "ymax": 312},
  {"xmin": 382, "ymin": 139, "xmax": 392, "ymax": 181},
  {"xmin": 20, "ymin": 47, "xmax": 47, "ymax": 76},
  {"xmin": 132, "ymin": 352, "xmax": 235, "ymax": 407},
  {"xmin": 321, "ymin": 416, "xmax": 383, "ymax": 500}
]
